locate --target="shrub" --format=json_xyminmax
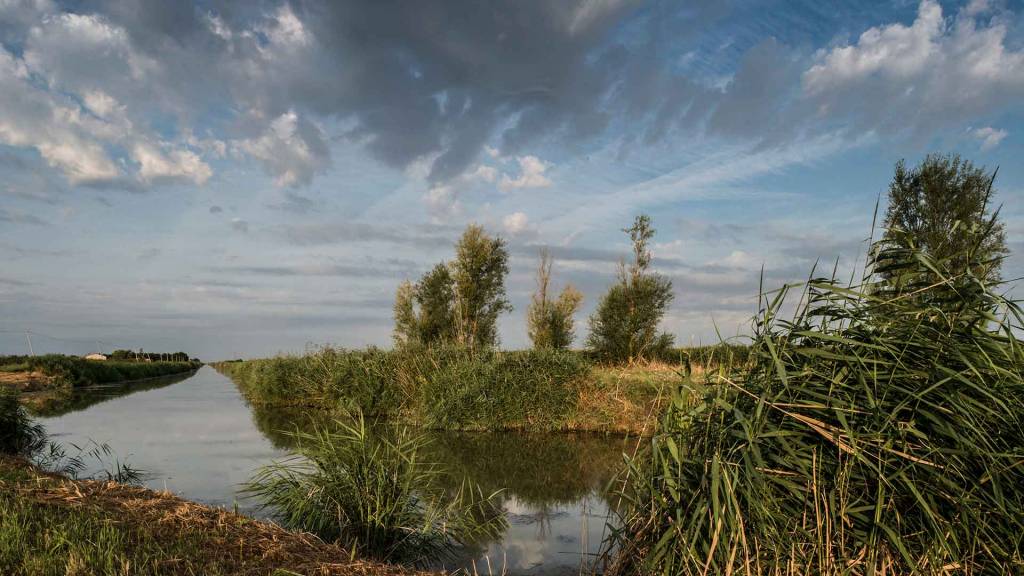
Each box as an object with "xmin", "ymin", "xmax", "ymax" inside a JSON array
[
  {"xmin": 0, "ymin": 388, "xmax": 45, "ymax": 456},
  {"xmin": 243, "ymin": 413, "xmax": 506, "ymax": 566}
]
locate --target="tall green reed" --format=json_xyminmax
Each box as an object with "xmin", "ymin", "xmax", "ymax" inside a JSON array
[{"xmin": 603, "ymin": 238, "xmax": 1024, "ymax": 575}]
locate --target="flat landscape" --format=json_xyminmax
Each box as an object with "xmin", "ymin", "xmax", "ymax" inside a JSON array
[{"xmin": 3, "ymin": 1, "xmax": 1024, "ymax": 574}]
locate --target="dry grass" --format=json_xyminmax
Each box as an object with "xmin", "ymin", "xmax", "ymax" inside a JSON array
[
  {"xmin": 0, "ymin": 456, "xmax": 434, "ymax": 576},
  {"xmin": 570, "ymin": 361, "xmax": 691, "ymax": 434}
]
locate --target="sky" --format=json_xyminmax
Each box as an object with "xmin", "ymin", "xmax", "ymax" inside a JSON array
[{"xmin": 2, "ymin": 0, "xmax": 1024, "ymax": 360}]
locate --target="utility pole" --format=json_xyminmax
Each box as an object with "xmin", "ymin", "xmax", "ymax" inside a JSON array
[{"xmin": 25, "ymin": 330, "xmax": 34, "ymax": 356}]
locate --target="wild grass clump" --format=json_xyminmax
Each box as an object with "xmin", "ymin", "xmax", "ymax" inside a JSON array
[
  {"xmin": 0, "ymin": 388, "xmax": 45, "ymax": 456},
  {"xmin": 244, "ymin": 412, "xmax": 506, "ymax": 567},
  {"xmin": 604, "ymin": 243, "xmax": 1024, "ymax": 574}
]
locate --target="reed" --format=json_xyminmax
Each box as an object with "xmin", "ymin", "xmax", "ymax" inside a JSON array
[
  {"xmin": 603, "ymin": 241, "xmax": 1024, "ymax": 574},
  {"xmin": 216, "ymin": 345, "xmax": 590, "ymax": 431},
  {"xmin": 243, "ymin": 411, "xmax": 507, "ymax": 567},
  {"xmin": 0, "ymin": 388, "xmax": 45, "ymax": 456}
]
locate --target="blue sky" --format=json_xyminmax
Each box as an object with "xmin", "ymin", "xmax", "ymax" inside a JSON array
[{"xmin": 2, "ymin": 0, "xmax": 1024, "ymax": 359}]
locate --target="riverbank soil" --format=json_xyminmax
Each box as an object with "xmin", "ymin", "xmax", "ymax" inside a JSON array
[{"xmin": 0, "ymin": 457, "xmax": 431, "ymax": 576}]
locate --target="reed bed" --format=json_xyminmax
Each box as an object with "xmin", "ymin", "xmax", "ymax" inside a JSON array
[
  {"xmin": 215, "ymin": 346, "xmax": 592, "ymax": 431},
  {"xmin": 603, "ymin": 244, "xmax": 1024, "ymax": 575}
]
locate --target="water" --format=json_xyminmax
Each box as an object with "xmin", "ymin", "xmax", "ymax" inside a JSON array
[{"xmin": 39, "ymin": 366, "xmax": 631, "ymax": 575}]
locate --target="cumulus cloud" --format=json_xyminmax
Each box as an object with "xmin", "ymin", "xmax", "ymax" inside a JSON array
[
  {"xmin": 802, "ymin": 0, "xmax": 1024, "ymax": 140},
  {"xmin": 502, "ymin": 212, "xmax": 530, "ymax": 235},
  {"xmin": 236, "ymin": 111, "xmax": 329, "ymax": 188},
  {"xmin": 499, "ymin": 156, "xmax": 553, "ymax": 191},
  {"xmin": 133, "ymin": 142, "xmax": 212, "ymax": 185},
  {"xmin": 0, "ymin": 0, "xmax": 1021, "ymax": 197},
  {"xmin": 0, "ymin": 9, "xmax": 216, "ymax": 189}
]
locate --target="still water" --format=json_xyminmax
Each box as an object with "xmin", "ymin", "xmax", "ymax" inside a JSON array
[{"xmin": 39, "ymin": 366, "xmax": 632, "ymax": 575}]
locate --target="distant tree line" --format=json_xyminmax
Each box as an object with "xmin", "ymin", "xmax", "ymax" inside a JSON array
[
  {"xmin": 393, "ymin": 215, "xmax": 676, "ymax": 363},
  {"xmin": 108, "ymin": 350, "xmax": 198, "ymax": 363}
]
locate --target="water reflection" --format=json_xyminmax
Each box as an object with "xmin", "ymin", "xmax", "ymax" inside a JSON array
[
  {"xmin": 245, "ymin": 401, "xmax": 636, "ymax": 574},
  {"xmin": 41, "ymin": 366, "xmax": 635, "ymax": 575},
  {"xmin": 28, "ymin": 370, "xmax": 198, "ymax": 417}
]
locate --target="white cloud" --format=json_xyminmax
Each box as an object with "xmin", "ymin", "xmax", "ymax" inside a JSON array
[
  {"xmin": 0, "ymin": 18, "xmax": 215, "ymax": 188},
  {"xmin": 0, "ymin": 49, "xmax": 120, "ymax": 184},
  {"xmin": 424, "ymin": 184, "xmax": 460, "ymax": 220},
  {"xmin": 503, "ymin": 211, "xmax": 529, "ymax": 234},
  {"xmin": 971, "ymin": 126, "xmax": 1008, "ymax": 150},
  {"xmin": 802, "ymin": 1, "xmax": 1024, "ymax": 138},
  {"xmin": 499, "ymin": 156, "xmax": 552, "ymax": 191},
  {"xmin": 260, "ymin": 4, "xmax": 311, "ymax": 49},
  {"xmin": 133, "ymin": 142, "xmax": 212, "ymax": 185},
  {"xmin": 804, "ymin": 1, "xmax": 943, "ymax": 93},
  {"xmin": 236, "ymin": 111, "xmax": 329, "ymax": 187}
]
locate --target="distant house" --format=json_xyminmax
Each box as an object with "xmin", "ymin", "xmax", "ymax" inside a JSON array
[{"xmin": 84, "ymin": 353, "xmax": 108, "ymax": 361}]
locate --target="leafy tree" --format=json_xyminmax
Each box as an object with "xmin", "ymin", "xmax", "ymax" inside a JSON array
[
  {"xmin": 451, "ymin": 224, "xmax": 512, "ymax": 350},
  {"xmin": 393, "ymin": 264, "xmax": 457, "ymax": 347},
  {"xmin": 587, "ymin": 215, "xmax": 674, "ymax": 363},
  {"xmin": 415, "ymin": 263, "xmax": 457, "ymax": 344},
  {"xmin": 527, "ymin": 248, "xmax": 583, "ymax": 350},
  {"xmin": 392, "ymin": 225, "xmax": 509, "ymax": 350},
  {"xmin": 877, "ymin": 154, "xmax": 1007, "ymax": 304},
  {"xmin": 393, "ymin": 280, "xmax": 419, "ymax": 346}
]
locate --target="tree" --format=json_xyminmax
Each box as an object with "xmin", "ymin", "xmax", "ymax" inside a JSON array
[
  {"xmin": 587, "ymin": 215, "xmax": 674, "ymax": 363},
  {"xmin": 415, "ymin": 263, "xmax": 456, "ymax": 344},
  {"xmin": 451, "ymin": 224, "xmax": 512, "ymax": 350},
  {"xmin": 527, "ymin": 248, "xmax": 584, "ymax": 350},
  {"xmin": 393, "ymin": 264, "xmax": 456, "ymax": 347},
  {"xmin": 393, "ymin": 280, "xmax": 419, "ymax": 346},
  {"xmin": 391, "ymin": 225, "xmax": 509, "ymax": 350},
  {"xmin": 877, "ymin": 154, "xmax": 1007, "ymax": 298}
]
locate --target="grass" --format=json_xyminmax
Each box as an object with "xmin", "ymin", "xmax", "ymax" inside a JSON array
[
  {"xmin": 0, "ymin": 388, "xmax": 45, "ymax": 457},
  {"xmin": 216, "ymin": 346, "xmax": 603, "ymax": 432},
  {"xmin": 244, "ymin": 412, "xmax": 506, "ymax": 568},
  {"xmin": 214, "ymin": 345, "xmax": 707, "ymax": 433},
  {"xmin": 602, "ymin": 241, "xmax": 1024, "ymax": 574},
  {"xmin": 0, "ymin": 456, "xmax": 430, "ymax": 576}
]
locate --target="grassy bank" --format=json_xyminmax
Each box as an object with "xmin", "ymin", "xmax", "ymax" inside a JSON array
[
  {"xmin": 1, "ymin": 355, "xmax": 201, "ymax": 414},
  {"xmin": 214, "ymin": 346, "xmax": 688, "ymax": 433},
  {"xmin": 0, "ymin": 456, "xmax": 428, "ymax": 576}
]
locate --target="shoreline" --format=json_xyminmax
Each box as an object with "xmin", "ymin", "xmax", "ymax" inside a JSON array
[{"xmin": 0, "ymin": 456, "xmax": 432, "ymax": 575}]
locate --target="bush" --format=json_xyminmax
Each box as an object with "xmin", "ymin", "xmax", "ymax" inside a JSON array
[
  {"xmin": 604, "ymin": 245, "xmax": 1024, "ymax": 574},
  {"xmin": 243, "ymin": 413, "xmax": 506, "ymax": 566},
  {"xmin": 0, "ymin": 388, "xmax": 45, "ymax": 456}
]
